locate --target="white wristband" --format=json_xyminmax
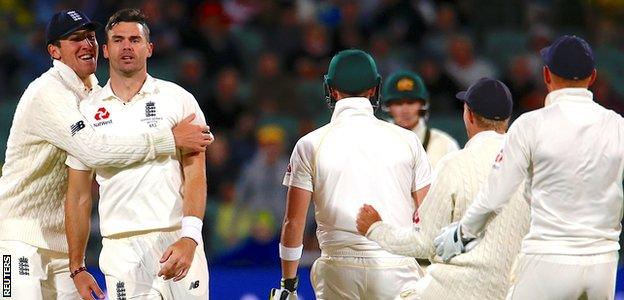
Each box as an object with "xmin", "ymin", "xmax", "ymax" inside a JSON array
[
  {"xmin": 181, "ymin": 216, "xmax": 203, "ymax": 245},
  {"xmin": 279, "ymin": 243, "xmax": 303, "ymax": 261}
]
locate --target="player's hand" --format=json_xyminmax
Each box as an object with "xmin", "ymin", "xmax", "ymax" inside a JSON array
[
  {"xmin": 158, "ymin": 237, "xmax": 197, "ymax": 282},
  {"xmin": 269, "ymin": 277, "xmax": 298, "ymax": 300},
  {"xmin": 433, "ymin": 222, "xmax": 471, "ymax": 262},
  {"xmin": 172, "ymin": 114, "xmax": 214, "ymax": 152},
  {"xmin": 356, "ymin": 204, "xmax": 382, "ymax": 235},
  {"xmin": 72, "ymin": 270, "xmax": 105, "ymax": 299}
]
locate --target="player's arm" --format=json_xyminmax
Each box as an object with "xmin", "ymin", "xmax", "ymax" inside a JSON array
[
  {"xmin": 414, "ymin": 184, "xmax": 430, "ymax": 207},
  {"xmin": 159, "ymin": 151, "xmax": 206, "ymax": 282},
  {"xmin": 280, "ymin": 186, "xmax": 312, "ymax": 278},
  {"xmin": 271, "ymin": 138, "xmax": 313, "ymax": 299},
  {"xmin": 359, "ymin": 159, "xmax": 455, "ymax": 259},
  {"xmin": 65, "ymin": 164, "xmax": 104, "ymax": 299},
  {"xmin": 270, "ymin": 186, "xmax": 311, "ymax": 300},
  {"xmin": 32, "ymin": 88, "xmax": 212, "ymax": 168}
]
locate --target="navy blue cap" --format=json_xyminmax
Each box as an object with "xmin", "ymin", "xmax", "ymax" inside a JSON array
[
  {"xmin": 456, "ymin": 78, "xmax": 513, "ymax": 120},
  {"xmin": 45, "ymin": 10, "xmax": 100, "ymax": 45},
  {"xmin": 540, "ymin": 35, "xmax": 594, "ymax": 80}
]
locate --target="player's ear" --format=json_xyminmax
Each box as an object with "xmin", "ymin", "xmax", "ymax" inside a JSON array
[
  {"xmin": 587, "ymin": 69, "xmax": 597, "ymax": 87},
  {"xmin": 102, "ymin": 44, "xmax": 110, "ymax": 59},
  {"xmin": 542, "ymin": 66, "xmax": 551, "ymax": 85},
  {"xmin": 147, "ymin": 42, "xmax": 153, "ymax": 58},
  {"xmin": 468, "ymin": 109, "xmax": 475, "ymax": 124},
  {"xmin": 369, "ymin": 86, "xmax": 377, "ymax": 98},
  {"xmin": 47, "ymin": 44, "xmax": 61, "ymax": 60},
  {"xmin": 331, "ymin": 88, "xmax": 339, "ymax": 100}
]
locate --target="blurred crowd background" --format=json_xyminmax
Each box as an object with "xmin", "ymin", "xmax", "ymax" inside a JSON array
[{"xmin": 0, "ymin": 0, "xmax": 623, "ymax": 269}]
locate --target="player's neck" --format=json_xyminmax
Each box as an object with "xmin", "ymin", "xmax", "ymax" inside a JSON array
[
  {"xmin": 79, "ymin": 76, "xmax": 93, "ymax": 90},
  {"xmin": 109, "ymin": 70, "xmax": 147, "ymax": 102}
]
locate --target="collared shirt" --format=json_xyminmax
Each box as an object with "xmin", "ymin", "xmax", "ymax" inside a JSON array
[
  {"xmin": 283, "ymin": 97, "xmax": 432, "ymax": 256},
  {"xmin": 0, "ymin": 61, "xmax": 174, "ymax": 252},
  {"xmin": 462, "ymin": 88, "xmax": 624, "ymax": 255},
  {"xmin": 412, "ymin": 120, "xmax": 460, "ymax": 168},
  {"xmin": 66, "ymin": 75, "xmax": 206, "ymax": 237}
]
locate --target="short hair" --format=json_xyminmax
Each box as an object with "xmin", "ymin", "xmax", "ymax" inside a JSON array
[
  {"xmin": 105, "ymin": 8, "xmax": 150, "ymax": 42},
  {"xmin": 549, "ymin": 68, "xmax": 594, "ymax": 88},
  {"xmin": 473, "ymin": 113, "xmax": 509, "ymax": 132}
]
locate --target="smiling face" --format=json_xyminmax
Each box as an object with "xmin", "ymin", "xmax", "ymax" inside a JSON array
[
  {"xmin": 103, "ymin": 21, "xmax": 152, "ymax": 77},
  {"xmin": 47, "ymin": 29, "xmax": 98, "ymax": 80}
]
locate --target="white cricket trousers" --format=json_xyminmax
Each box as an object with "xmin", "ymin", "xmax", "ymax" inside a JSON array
[
  {"xmin": 506, "ymin": 252, "xmax": 619, "ymax": 300},
  {"xmin": 100, "ymin": 230, "xmax": 209, "ymax": 300},
  {"xmin": 310, "ymin": 252, "xmax": 423, "ymax": 300},
  {"xmin": 0, "ymin": 240, "xmax": 79, "ymax": 300}
]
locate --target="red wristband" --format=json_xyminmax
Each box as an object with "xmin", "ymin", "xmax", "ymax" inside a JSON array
[{"xmin": 70, "ymin": 266, "xmax": 87, "ymax": 279}]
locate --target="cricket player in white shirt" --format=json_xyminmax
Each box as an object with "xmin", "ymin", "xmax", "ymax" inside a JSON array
[
  {"xmin": 356, "ymin": 78, "xmax": 530, "ymax": 300},
  {"xmin": 381, "ymin": 70, "xmax": 459, "ymax": 169},
  {"xmin": 0, "ymin": 9, "xmax": 210, "ymax": 300},
  {"xmin": 435, "ymin": 35, "xmax": 623, "ymax": 299},
  {"xmin": 64, "ymin": 9, "xmax": 209, "ymax": 300},
  {"xmin": 270, "ymin": 49, "xmax": 432, "ymax": 300}
]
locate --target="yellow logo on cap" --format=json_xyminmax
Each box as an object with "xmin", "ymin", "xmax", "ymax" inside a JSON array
[{"xmin": 396, "ymin": 78, "xmax": 414, "ymax": 91}]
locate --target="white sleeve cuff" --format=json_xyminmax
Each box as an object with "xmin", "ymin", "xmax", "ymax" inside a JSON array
[
  {"xmin": 365, "ymin": 221, "xmax": 383, "ymax": 237},
  {"xmin": 65, "ymin": 155, "xmax": 91, "ymax": 171}
]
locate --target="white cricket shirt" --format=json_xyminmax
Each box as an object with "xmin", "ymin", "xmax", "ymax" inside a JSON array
[
  {"xmin": 0, "ymin": 60, "xmax": 174, "ymax": 252},
  {"xmin": 66, "ymin": 75, "xmax": 206, "ymax": 237},
  {"xmin": 461, "ymin": 88, "xmax": 624, "ymax": 255},
  {"xmin": 283, "ymin": 97, "xmax": 432, "ymax": 256}
]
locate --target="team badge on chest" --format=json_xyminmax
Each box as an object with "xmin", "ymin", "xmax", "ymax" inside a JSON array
[{"xmin": 141, "ymin": 100, "xmax": 163, "ymax": 128}]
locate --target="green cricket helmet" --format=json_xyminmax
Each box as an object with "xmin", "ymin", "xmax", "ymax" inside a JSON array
[
  {"xmin": 381, "ymin": 70, "xmax": 430, "ymax": 116},
  {"xmin": 323, "ymin": 49, "xmax": 382, "ymax": 110}
]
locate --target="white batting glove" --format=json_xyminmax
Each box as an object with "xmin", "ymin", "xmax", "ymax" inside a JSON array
[
  {"xmin": 433, "ymin": 222, "xmax": 470, "ymax": 262},
  {"xmin": 269, "ymin": 277, "xmax": 298, "ymax": 300}
]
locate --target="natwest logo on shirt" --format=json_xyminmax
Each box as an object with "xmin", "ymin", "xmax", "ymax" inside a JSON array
[{"xmin": 94, "ymin": 107, "xmax": 110, "ymax": 120}]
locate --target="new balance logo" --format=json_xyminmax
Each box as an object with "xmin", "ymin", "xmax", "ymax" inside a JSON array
[
  {"xmin": 70, "ymin": 120, "xmax": 85, "ymax": 136},
  {"xmin": 189, "ymin": 280, "xmax": 199, "ymax": 290},
  {"xmin": 17, "ymin": 257, "xmax": 28, "ymax": 276},
  {"xmin": 2, "ymin": 255, "xmax": 10, "ymax": 297},
  {"xmin": 67, "ymin": 11, "xmax": 83, "ymax": 21},
  {"xmin": 116, "ymin": 281, "xmax": 126, "ymax": 300},
  {"xmin": 145, "ymin": 101, "xmax": 156, "ymax": 117}
]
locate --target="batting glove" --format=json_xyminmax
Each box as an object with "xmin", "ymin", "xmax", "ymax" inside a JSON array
[
  {"xmin": 433, "ymin": 222, "xmax": 473, "ymax": 262},
  {"xmin": 269, "ymin": 277, "xmax": 298, "ymax": 300}
]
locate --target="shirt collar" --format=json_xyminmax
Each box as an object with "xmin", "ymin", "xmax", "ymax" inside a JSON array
[
  {"xmin": 330, "ymin": 97, "xmax": 375, "ymax": 122},
  {"xmin": 138, "ymin": 74, "xmax": 158, "ymax": 95},
  {"xmin": 464, "ymin": 130, "xmax": 504, "ymax": 149},
  {"xmin": 100, "ymin": 74, "xmax": 158, "ymax": 102},
  {"xmin": 544, "ymin": 88, "xmax": 594, "ymax": 107},
  {"xmin": 52, "ymin": 59, "xmax": 99, "ymax": 95}
]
